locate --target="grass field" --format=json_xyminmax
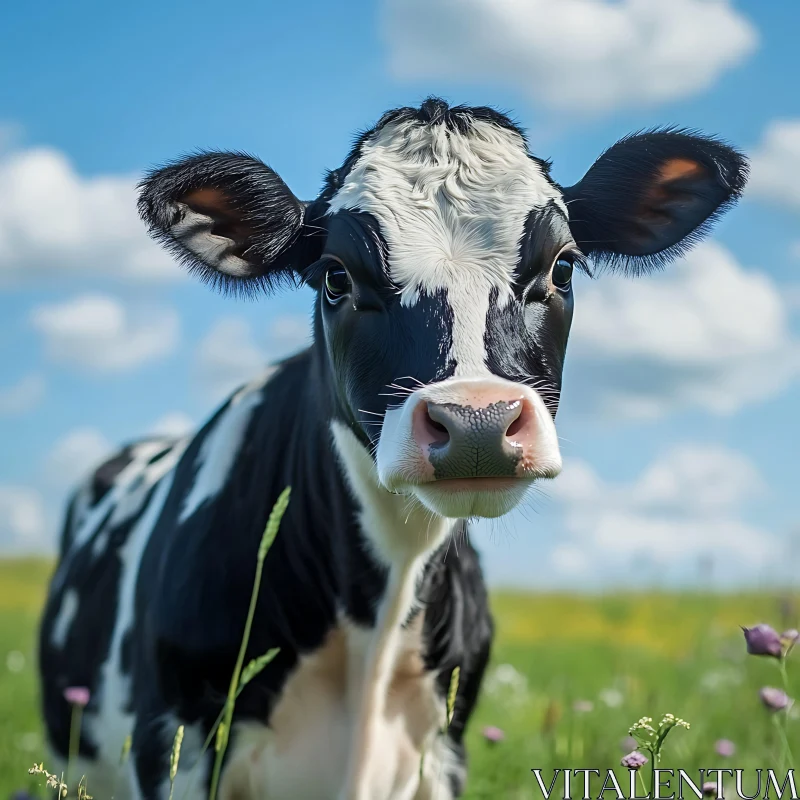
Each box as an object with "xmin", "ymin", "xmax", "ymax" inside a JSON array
[{"xmin": 1, "ymin": 559, "xmax": 798, "ymax": 798}]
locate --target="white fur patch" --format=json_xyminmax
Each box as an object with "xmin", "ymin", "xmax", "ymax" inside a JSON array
[
  {"xmin": 327, "ymin": 118, "xmax": 565, "ymax": 376},
  {"xmin": 50, "ymin": 588, "xmax": 79, "ymax": 649},
  {"xmin": 52, "ymin": 439, "xmax": 180, "ymax": 595},
  {"xmin": 325, "ymin": 423, "xmax": 459, "ymax": 799},
  {"xmin": 179, "ymin": 374, "xmax": 271, "ymax": 524},
  {"xmin": 220, "ymin": 618, "xmax": 454, "ymax": 800},
  {"xmin": 169, "ymin": 202, "xmax": 253, "ymax": 277},
  {"xmin": 331, "ymin": 421, "xmax": 455, "ymax": 566},
  {"xmin": 87, "ymin": 439, "xmax": 188, "ymax": 777}
]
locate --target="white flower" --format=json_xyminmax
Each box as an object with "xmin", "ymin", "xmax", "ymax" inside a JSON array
[{"xmin": 599, "ymin": 688, "xmax": 624, "ymax": 708}]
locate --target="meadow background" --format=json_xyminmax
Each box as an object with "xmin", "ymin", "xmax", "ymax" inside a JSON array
[
  {"xmin": 1, "ymin": 0, "xmax": 800, "ymax": 796},
  {"xmin": 2, "ymin": 559, "xmax": 798, "ymax": 797}
]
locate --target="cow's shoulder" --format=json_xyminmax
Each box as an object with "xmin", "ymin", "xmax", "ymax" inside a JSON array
[{"xmin": 129, "ymin": 354, "xmax": 339, "ymax": 716}]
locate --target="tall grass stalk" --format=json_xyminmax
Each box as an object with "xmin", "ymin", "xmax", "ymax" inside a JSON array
[
  {"xmin": 776, "ymin": 658, "xmax": 795, "ymax": 770},
  {"xmin": 207, "ymin": 486, "xmax": 291, "ymax": 800},
  {"xmin": 67, "ymin": 704, "xmax": 83, "ymax": 789},
  {"xmin": 168, "ymin": 724, "xmax": 185, "ymax": 800}
]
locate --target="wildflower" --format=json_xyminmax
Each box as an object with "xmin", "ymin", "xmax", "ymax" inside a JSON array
[
  {"xmin": 742, "ymin": 624, "xmax": 783, "ymax": 658},
  {"xmin": 620, "ymin": 751, "xmax": 648, "ymax": 770},
  {"xmin": 702, "ymin": 781, "xmax": 717, "ymax": 797},
  {"xmin": 714, "ymin": 738, "xmax": 735, "ymax": 757},
  {"xmin": 484, "ymin": 663, "xmax": 528, "ymax": 697},
  {"xmin": 600, "ymin": 688, "xmax": 623, "ymax": 708},
  {"xmin": 573, "ymin": 699, "xmax": 594, "ymax": 713},
  {"xmin": 18, "ymin": 732, "xmax": 39, "ymax": 752},
  {"xmin": 760, "ymin": 686, "xmax": 792, "ymax": 711},
  {"xmin": 482, "ymin": 726, "xmax": 505, "ymax": 744},
  {"xmin": 660, "ymin": 713, "xmax": 690, "ymax": 730},
  {"xmin": 620, "ymin": 735, "xmax": 638, "ymax": 752},
  {"xmin": 6, "ymin": 651, "xmax": 25, "ymax": 673},
  {"xmin": 11, "ymin": 791, "xmax": 38, "ymax": 800},
  {"xmin": 63, "ymin": 686, "xmax": 90, "ymax": 707},
  {"xmin": 629, "ymin": 716, "xmax": 656, "ymax": 736}
]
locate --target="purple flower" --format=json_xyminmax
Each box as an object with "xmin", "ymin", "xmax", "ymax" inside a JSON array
[
  {"xmin": 702, "ymin": 781, "xmax": 718, "ymax": 797},
  {"xmin": 714, "ymin": 738, "xmax": 736, "ymax": 757},
  {"xmin": 10, "ymin": 792, "xmax": 38, "ymax": 800},
  {"xmin": 63, "ymin": 686, "xmax": 90, "ymax": 707},
  {"xmin": 742, "ymin": 624, "xmax": 783, "ymax": 658},
  {"xmin": 760, "ymin": 686, "xmax": 792, "ymax": 711},
  {"xmin": 482, "ymin": 725, "xmax": 505, "ymax": 743},
  {"xmin": 621, "ymin": 751, "xmax": 648, "ymax": 770}
]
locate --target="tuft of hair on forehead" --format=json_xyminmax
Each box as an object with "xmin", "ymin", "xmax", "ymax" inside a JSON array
[
  {"xmin": 323, "ymin": 98, "xmax": 567, "ymax": 378},
  {"xmin": 321, "ymin": 97, "xmax": 553, "ymax": 200}
]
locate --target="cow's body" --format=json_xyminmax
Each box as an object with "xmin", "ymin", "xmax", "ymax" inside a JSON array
[
  {"xmin": 38, "ymin": 99, "xmax": 746, "ymax": 799},
  {"xmin": 40, "ymin": 350, "xmax": 492, "ymax": 799}
]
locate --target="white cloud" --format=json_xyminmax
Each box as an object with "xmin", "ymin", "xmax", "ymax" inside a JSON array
[
  {"xmin": 269, "ymin": 313, "xmax": 312, "ymax": 352},
  {"xmin": 195, "ymin": 317, "xmax": 269, "ymax": 402},
  {"xmin": 565, "ymin": 241, "xmax": 800, "ymax": 419},
  {"xmin": 195, "ymin": 313, "xmax": 310, "ymax": 401},
  {"xmin": 0, "ymin": 372, "xmax": 45, "ymax": 415},
  {"xmin": 749, "ymin": 120, "xmax": 800, "ymax": 210},
  {"xmin": 0, "ymin": 486, "xmax": 47, "ymax": 551},
  {"xmin": 150, "ymin": 411, "xmax": 194, "ymax": 439},
  {"xmin": 384, "ymin": 0, "xmax": 757, "ymax": 115},
  {"xmin": 45, "ymin": 427, "xmax": 113, "ymax": 488},
  {"xmin": 31, "ymin": 294, "xmax": 180, "ymax": 373},
  {"xmin": 549, "ymin": 444, "xmax": 779, "ymax": 581},
  {"xmin": 0, "ymin": 145, "xmax": 179, "ymax": 283}
]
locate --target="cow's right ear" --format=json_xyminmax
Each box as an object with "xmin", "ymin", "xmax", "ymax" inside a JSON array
[{"xmin": 138, "ymin": 152, "xmax": 321, "ymax": 293}]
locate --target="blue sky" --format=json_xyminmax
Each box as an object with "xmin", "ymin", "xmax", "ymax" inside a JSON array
[{"xmin": 0, "ymin": 0, "xmax": 798, "ymax": 588}]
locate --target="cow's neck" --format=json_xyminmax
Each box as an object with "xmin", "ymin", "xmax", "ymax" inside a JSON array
[{"xmin": 330, "ymin": 421, "xmax": 457, "ymax": 799}]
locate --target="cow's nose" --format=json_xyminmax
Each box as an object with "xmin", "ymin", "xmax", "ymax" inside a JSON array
[{"xmin": 416, "ymin": 399, "xmax": 530, "ymax": 479}]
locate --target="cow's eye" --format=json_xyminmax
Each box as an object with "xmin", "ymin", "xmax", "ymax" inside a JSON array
[
  {"xmin": 324, "ymin": 265, "xmax": 352, "ymax": 304},
  {"xmin": 552, "ymin": 255, "xmax": 574, "ymax": 292}
]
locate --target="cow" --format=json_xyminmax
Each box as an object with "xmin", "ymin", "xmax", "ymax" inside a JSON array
[{"xmin": 38, "ymin": 98, "xmax": 747, "ymax": 800}]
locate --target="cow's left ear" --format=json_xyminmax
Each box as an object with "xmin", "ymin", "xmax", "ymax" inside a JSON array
[
  {"xmin": 138, "ymin": 152, "xmax": 322, "ymax": 293},
  {"xmin": 562, "ymin": 129, "xmax": 748, "ymax": 275}
]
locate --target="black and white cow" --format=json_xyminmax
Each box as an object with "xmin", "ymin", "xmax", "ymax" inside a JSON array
[{"xmin": 38, "ymin": 99, "xmax": 746, "ymax": 799}]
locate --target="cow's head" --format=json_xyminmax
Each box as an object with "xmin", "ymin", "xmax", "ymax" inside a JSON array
[{"xmin": 139, "ymin": 99, "xmax": 746, "ymax": 520}]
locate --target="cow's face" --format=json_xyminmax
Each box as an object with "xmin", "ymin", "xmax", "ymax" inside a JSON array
[{"xmin": 139, "ymin": 100, "xmax": 746, "ymax": 520}]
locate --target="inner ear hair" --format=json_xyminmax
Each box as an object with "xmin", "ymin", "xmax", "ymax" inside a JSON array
[
  {"xmin": 138, "ymin": 151, "xmax": 313, "ymax": 296},
  {"xmin": 179, "ymin": 188, "xmax": 255, "ymax": 251}
]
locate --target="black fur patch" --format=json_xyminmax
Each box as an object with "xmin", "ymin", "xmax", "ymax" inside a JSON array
[
  {"xmin": 138, "ymin": 152, "xmax": 323, "ymax": 297},
  {"xmin": 562, "ymin": 127, "xmax": 748, "ymax": 275}
]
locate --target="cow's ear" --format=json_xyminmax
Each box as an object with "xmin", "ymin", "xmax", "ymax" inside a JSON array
[
  {"xmin": 562, "ymin": 129, "xmax": 748, "ymax": 275},
  {"xmin": 138, "ymin": 152, "xmax": 321, "ymax": 293}
]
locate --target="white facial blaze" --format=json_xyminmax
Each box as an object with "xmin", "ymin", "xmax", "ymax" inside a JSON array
[{"xmin": 327, "ymin": 118, "xmax": 565, "ymax": 375}]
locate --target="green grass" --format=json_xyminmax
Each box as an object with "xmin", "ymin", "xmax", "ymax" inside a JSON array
[{"xmin": 1, "ymin": 559, "xmax": 797, "ymax": 797}]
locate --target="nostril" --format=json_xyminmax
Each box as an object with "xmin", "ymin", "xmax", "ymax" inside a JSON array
[
  {"xmin": 422, "ymin": 403, "xmax": 450, "ymax": 445},
  {"xmin": 429, "ymin": 418, "xmax": 448, "ymax": 435},
  {"xmin": 504, "ymin": 401, "xmax": 528, "ymax": 440}
]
